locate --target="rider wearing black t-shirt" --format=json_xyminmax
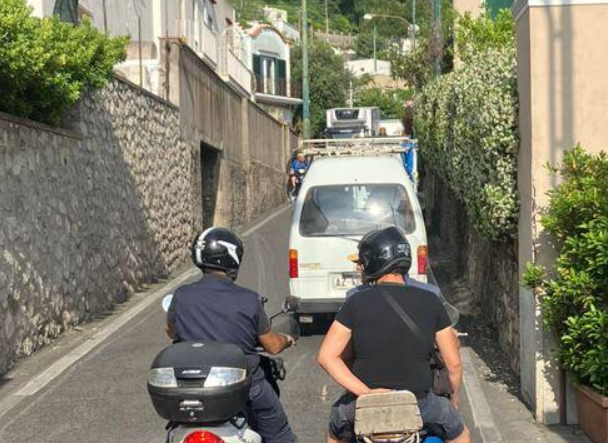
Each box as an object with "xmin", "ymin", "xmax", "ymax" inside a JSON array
[
  {"xmin": 318, "ymin": 227, "xmax": 470, "ymax": 443},
  {"xmin": 336, "ymin": 284, "xmax": 451, "ymax": 397}
]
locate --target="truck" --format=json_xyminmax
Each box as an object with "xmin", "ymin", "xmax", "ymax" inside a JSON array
[{"xmin": 325, "ymin": 107, "xmax": 380, "ymax": 139}]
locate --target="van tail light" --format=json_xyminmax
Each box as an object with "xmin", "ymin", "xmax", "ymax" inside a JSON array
[
  {"xmin": 184, "ymin": 431, "xmax": 225, "ymax": 443},
  {"xmin": 289, "ymin": 249, "xmax": 299, "ymax": 278},
  {"xmin": 417, "ymin": 245, "xmax": 428, "ymax": 275}
]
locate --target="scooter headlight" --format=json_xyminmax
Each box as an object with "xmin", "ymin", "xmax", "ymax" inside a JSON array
[
  {"xmin": 204, "ymin": 367, "xmax": 247, "ymax": 388},
  {"xmin": 149, "ymin": 367, "xmax": 178, "ymax": 388}
]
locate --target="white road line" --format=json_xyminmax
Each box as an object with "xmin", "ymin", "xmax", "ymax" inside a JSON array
[
  {"xmin": 461, "ymin": 347, "xmax": 504, "ymax": 443},
  {"xmin": 2, "ymin": 268, "xmax": 197, "ymax": 406},
  {"xmin": 241, "ymin": 203, "xmax": 292, "ymax": 237},
  {"xmin": 0, "ymin": 202, "xmax": 291, "ymax": 421}
]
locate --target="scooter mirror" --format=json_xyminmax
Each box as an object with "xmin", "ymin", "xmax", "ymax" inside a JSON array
[
  {"xmin": 284, "ymin": 296, "xmax": 299, "ymax": 312},
  {"xmin": 273, "ymin": 315, "xmax": 301, "ymax": 341},
  {"xmin": 161, "ymin": 294, "xmax": 174, "ymax": 313}
]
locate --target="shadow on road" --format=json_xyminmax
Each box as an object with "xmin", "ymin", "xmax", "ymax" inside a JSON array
[
  {"xmin": 430, "ymin": 240, "xmax": 523, "ymax": 400},
  {"xmin": 298, "ymin": 314, "xmax": 333, "ymax": 337}
]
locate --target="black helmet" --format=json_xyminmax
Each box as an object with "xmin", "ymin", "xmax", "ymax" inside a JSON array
[
  {"xmin": 357, "ymin": 226, "xmax": 411, "ymax": 281},
  {"xmin": 191, "ymin": 227, "xmax": 244, "ymax": 279}
]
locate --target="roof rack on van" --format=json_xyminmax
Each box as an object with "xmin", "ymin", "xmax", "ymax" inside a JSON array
[{"xmin": 299, "ymin": 137, "xmax": 417, "ymax": 157}]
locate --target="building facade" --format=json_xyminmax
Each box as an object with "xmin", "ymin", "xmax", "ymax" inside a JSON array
[
  {"xmin": 27, "ymin": 0, "xmax": 255, "ymax": 99},
  {"xmin": 248, "ymin": 24, "xmax": 302, "ymax": 124}
]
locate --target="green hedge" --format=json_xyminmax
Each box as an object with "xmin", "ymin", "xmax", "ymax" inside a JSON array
[
  {"xmin": 524, "ymin": 147, "xmax": 608, "ymax": 396},
  {"xmin": 415, "ymin": 43, "xmax": 519, "ymax": 240},
  {"xmin": 0, "ymin": 0, "xmax": 127, "ymax": 125}
]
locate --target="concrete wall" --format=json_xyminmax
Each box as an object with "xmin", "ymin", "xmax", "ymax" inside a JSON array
[
  {"xmin": 453, "ymin": 0, "xmax": 483, "ymax": 17},
  {"xmin": 0, "ymin": 78, "xmax": 200, "ymax": 375},
  {"xmin": 165, "ymin": 41, "xmax": 294, "ymax": 229},
  {"xmin": 514, "ymin": 0, "xmax": 608, "ymax": 423},
  {"xmin": 423, "ymin": 167, "xmax": 520, "ymax": 372}
]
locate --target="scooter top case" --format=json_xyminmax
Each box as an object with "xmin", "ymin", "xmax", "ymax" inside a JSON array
[{"xmin": 148, "ymin": 341, "xmax": 252, "ymax": 424}]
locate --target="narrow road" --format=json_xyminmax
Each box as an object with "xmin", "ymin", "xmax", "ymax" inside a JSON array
[{"xmin": 0, "ymin": 205, "xmax": 478, "ymax": 442}]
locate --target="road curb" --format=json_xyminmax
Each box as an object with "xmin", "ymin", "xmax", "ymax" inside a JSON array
[{"xmin": 461, "ymin": 347, "xmax": 505, "ymax": 443}]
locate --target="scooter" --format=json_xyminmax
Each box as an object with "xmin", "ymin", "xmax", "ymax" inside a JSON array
[
  {"xmin": 151, "ymin": 295, "xmax": 300, "ymax": 443},
  {"xmin": 292, "ymin": 167, "xmax": 307, "ymax": 199}
]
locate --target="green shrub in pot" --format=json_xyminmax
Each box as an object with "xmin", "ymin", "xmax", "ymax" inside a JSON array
[{"xmin": 524, "ymin": 146, "xmax": 608, "ymax": 396}]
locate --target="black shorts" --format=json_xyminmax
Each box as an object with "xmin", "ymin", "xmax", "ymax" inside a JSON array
[{"xmin": 329, "ymin": 391, "xmax": 465, "ymax": 442}]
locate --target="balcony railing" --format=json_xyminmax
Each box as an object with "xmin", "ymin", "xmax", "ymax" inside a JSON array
[
  {"xmin": 174, "ymin": 19, "xmax": 218, "ymax": 66},
  {"xmin": 220, "ymin": 48, "xmax": 254, "ymax": 95},
  {"xmin": 255, "ymin": 76, "xmax": 302, "ymax": 99}
]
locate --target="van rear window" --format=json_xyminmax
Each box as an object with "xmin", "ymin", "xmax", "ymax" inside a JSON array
[{"xmin": 299, "ymin": 184, "xmax": 416, "ymax": 237}]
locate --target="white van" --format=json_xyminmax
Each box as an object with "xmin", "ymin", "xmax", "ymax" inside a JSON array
[{"xmin": 288, "ymin": 155, "xmax": 428, "ymax": 318}]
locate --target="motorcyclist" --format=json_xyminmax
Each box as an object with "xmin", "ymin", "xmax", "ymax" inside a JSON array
[
  {"xmin": 318, "ymin": 226, "xmax": 470, "ymax": 443},
  {"xmin": 289, "ymin": 151, "xmax": 310, "ymax": 198},
  {"xmin": 166, "ymin": 227, "xmax": 296, "ymax": 443}
]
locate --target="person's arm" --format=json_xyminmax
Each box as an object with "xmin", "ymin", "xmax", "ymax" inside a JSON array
[
  {"xmin": 165, "ymin": 317, "xmax": 177, "ymax": 340},
  {"xmin": 256, "ymin": 298, "xmax": 294, "ymax": 355},
  {"xmin": 436, "ymin": 326, "xmax": 463, "ymax": 408},
  {"xmin": 318, "ymin": 321, "xmax": 388, "ymax": 396},
  {"xmin": 259, "ymin": 331, "xmax": 294, "ymax": 355},
  {"xmin": 165, "ymin": 296, "xmax": 178, "ymax": 340}
]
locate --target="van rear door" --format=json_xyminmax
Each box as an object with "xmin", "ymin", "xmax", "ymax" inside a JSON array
[{"xmin": 290, "ymin": 183, "xmax": 418, "ymax": 307}]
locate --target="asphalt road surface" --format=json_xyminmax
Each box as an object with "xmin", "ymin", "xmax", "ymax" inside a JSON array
[{"xmin": 0, "ymin": 205, "xmax": 477, "ymax": 443}]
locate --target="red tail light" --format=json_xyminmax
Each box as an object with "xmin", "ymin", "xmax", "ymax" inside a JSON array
[
  {"xmin": 289, "ymin": 249, "xmax": 299, "ymax": 278},
  {"xmin": 184, "ymin": 431, "xmax": 225, "ymax": 443},
  {"xmin": 417, "ymin": 245, "xmax": 428, "ymax": 275}
]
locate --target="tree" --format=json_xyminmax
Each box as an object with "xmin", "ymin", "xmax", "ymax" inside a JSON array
[
  {"xmin": 455, "ymin": 9, "xmax": 515, "ymax": 64},
  {"xmin": 291, "ymin": 41, "xmax": 354, "ymax": 137},
  {"xmin": 0, "ymin": 0, "xmax": 127, "ymax": 125},
  {"xmin": 354, "ymin": 87, "xmax": 413, "ymax": 120},
  {"xmin": 388, "ymin": 0, "xmax": 455, "ymax": 90}
]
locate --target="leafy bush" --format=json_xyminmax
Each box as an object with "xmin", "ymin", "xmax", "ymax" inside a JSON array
[
  {"xmin": 415, "ymin": 39, "xmax": 518, "ymax": 239},
  {"xmin": 524, "ymin": 147, "xmax": 608, "ymax": 396},
  {"xmin": 455, "ymin": 9, "xmax": 515, "ymax": 64},
  {"xmin": 0, "ymin": 0, "xmax": 127, "ymax": 125}
]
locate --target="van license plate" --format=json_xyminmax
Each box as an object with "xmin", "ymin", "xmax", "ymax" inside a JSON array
[{"xmin": 332, "ymin": 273, "xmax": 361, "ymax": 290}]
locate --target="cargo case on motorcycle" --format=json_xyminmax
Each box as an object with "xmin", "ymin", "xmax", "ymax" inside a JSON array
[{"xmin": 148, "ymin": 341, "xmax": 252, "ymax": 424}]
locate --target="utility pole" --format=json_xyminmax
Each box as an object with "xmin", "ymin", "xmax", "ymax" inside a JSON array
[
  {"xmin": 411, "ymin": 0, "xmax": 416, "ymax": 49},
  {"xmin": 373, "ymin": 25, "xmax": 377, "ymax": 74},
  {"xmin": 325, "ymin": 0, "xmax": 329, "ymax": 39},
  {"xmin": 433, "ymin": 0, "xmax": 442, "ymax": 76},
  {"xmin": 102, "ymin": 0, "xmax": 108, "ymax": 33},
  {"xmin": 302, "ymin": 0, "xmax": 311, "ymax": 139}
]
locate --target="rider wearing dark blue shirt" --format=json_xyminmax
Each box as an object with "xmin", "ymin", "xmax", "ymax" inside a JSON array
[
  {"xmin": 289, "ymin": 152, "xmax": 310, "ymax": 197},
  {"xmin": 166, "ymin": 228, "xmax": 296, "ymax": 443}
]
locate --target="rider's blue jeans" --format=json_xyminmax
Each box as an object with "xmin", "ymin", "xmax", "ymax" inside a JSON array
[{"xmin": 329, "ymin": 391, "xmax": 465, "ymax": 442}]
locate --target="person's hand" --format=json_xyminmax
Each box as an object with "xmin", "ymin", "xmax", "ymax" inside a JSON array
[
  {"xmin": 281, "ymin": 333, "xmax": 296, "ymax": 348},
  {"xmin": 451, "ymin": 395, "xmax": 460, "ymax": 409},
  {"xmin": 361, "ymin": 388, "xmax": 393, "ymax": 396}
]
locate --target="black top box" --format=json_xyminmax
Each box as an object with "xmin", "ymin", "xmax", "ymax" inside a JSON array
[{"xmin": 148, "ymin": 341, "xmax": 252, "ymax": 424}]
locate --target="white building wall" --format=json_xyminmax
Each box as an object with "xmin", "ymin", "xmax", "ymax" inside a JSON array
[{"xmin": 346, "ymin": 59, "xmax": 392, "ymax": 77}]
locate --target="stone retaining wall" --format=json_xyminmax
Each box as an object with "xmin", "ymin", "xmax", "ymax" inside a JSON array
[
  {"xmin": 0, "ymin": 78, "xmax": 200, "ymax": 374},
  {"xmin": 423, "ymin": 166, "xmax": 520, "ymax": 372}
]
